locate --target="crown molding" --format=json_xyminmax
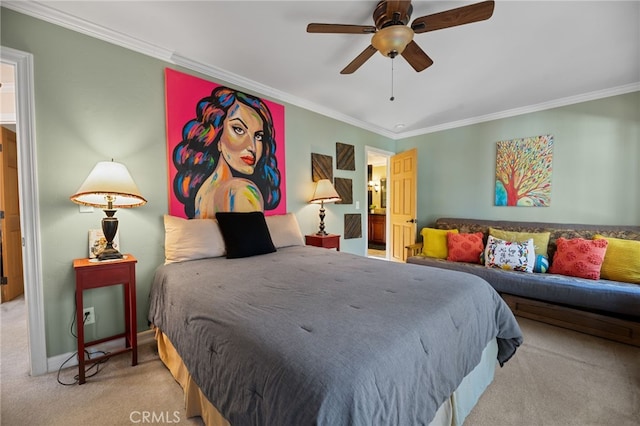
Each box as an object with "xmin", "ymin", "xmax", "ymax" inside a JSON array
[
  {"xmin": 169, "ymin": 54, "xmax": 397, "ymax": 139},
  {"xmin": 399, "ymin": 82, "xmax": 640, "ymax": 138},
  {"xmin": 5, "ymin": 1, "xmax": 395, "ymax": 139},
  {"xmin": 3, "ymin": 1, "xmax": 174, "ymax": 61},
  {"xmin": 4, "ymin": 2, "xmax": 638, "ymax": 141}
]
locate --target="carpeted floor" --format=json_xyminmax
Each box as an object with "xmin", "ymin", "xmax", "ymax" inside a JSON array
[
  {"xmin": 1, "ymin": 295, "xmax": 638, "ymax": 425},
  {"xmin": 465, "ymin": 316, "xmax": 640, "ymax": 425},
  {"xmin": 0, "ymin": 296, "xmax": 202, "ymax": 426}
]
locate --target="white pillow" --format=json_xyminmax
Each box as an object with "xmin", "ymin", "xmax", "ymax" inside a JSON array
[
  {"xmin": 163, "ymin": 215, "xmax": 226, "ymax": 264},
  {"xmin": 484, "ymin": 235, "xmax": 536, "ymax": 273},
  {"xmin": 265, "ymin": 213, "xmax": 305, "ymax": 248}
]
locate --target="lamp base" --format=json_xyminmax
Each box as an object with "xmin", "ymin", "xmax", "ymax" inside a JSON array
[
  {"xmin": 97, "ymin": 247, "xmax": 123, "ymax": 261},
  {"xmin": 98, "ymin": 209, "xmax": 123, "ymax": 261},
  {"xmin": 316, "ymin": 202, "xmax": 328, "ymax": 236}
]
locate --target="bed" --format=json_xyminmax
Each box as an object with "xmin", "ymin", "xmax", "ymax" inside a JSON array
[{"xmin": 149, "ymin": 213, "xmax": 523, "ymax": 425}]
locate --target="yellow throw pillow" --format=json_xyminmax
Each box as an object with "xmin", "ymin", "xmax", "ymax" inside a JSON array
[
  {"xmin": 594, "ymin": 235, "xmax": 640, "ymax": 284},
  {"xmin": 489, "ymin": 227, "xmax": 550, "ymax": 257},
  {"xmin": 421, "ymin": 228, "xmax": 458, "ymax": 259}
]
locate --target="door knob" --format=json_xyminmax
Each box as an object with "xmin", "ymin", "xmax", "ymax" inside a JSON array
[{"xmin": 406, "ymin": 218, "xmax": 417, "ymax": 223}]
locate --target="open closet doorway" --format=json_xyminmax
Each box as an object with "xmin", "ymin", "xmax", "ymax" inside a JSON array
[{"xmin": 365, "ymin": 147, "xmax": 392, "ymax": 260}]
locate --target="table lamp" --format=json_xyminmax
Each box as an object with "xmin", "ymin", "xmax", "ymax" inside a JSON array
[
  {"xmin": 309, "ymin": 179, "xmax": 341, "ymax": 236},
  {"xmin": 70, "ymin": 160, "xmax": 146, "ymax": 260}
]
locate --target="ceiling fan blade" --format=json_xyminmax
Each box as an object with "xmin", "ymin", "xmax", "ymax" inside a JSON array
[
  {"xmin": 386, "ymin": 0, "xmax": 412, "ymax": 23},
  {"xmin": 411, "ymin": 0, "xmax": 495, "ymax": 34},
  {"xmin": 341, "ymin": 45, "xmax": 378, "ymax": 74},
  {"xmin": 307, "ymin": 23, "xmax": 377, "ymax": 34},
  {"xmin": 401, "ymin": 41, "xmax": 433, "ymax": 72}
]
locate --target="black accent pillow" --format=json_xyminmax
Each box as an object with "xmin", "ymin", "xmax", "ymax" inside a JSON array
[{"xmin": 215, "ymin": 211, "xmax": 277, "ymax": 259}]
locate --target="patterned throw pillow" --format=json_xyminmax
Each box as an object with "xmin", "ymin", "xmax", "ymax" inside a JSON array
[
  {"xmin": 421, "ymin": 228, "xmax": 459, "ymax": 259},
  {"xmin": 488, "ymin": 227, "xmax": 551, "ymax": 257},
  {"xmin": 485, "ymin": 235, "xmax": 536, "ymax": 273},
  {"xmin": 446, "ymin": 232, "xmax": 484, "ymax": 263},
  {"xmin": 533, "ymin": 255, "xmax": 550, "ymax": 273},
  {"xmin": 548, "ymin": 237, "xmax": 608, "ymax": 280}
]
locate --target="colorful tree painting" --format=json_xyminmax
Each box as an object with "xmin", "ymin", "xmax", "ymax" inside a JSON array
[{"xmin": 495, "ymin": 135, "xmax": 553, "ymax": 207}]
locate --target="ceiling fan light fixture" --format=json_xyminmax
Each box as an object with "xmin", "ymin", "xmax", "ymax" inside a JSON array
[{"xmin": 371, "ymin": 25, "xmax": 414, "ymax": 58}]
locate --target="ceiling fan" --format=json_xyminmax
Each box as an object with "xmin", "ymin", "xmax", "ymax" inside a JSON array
[{"xmin": 307, "ymin": 0, "xmax": 495, "ymax": 74}]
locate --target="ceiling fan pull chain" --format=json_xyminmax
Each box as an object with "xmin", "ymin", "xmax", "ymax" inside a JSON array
[{"xmin": 390, "ymin": 58, "xmax": 395, "ymax": 101}]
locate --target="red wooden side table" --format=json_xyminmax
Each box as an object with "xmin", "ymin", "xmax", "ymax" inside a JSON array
[
  {"xmin": 305, "ymin": 234, "xmax": 341, "ymax": 251},
  {"xmin": 73, "ymin": 254, "xmax": 137, "ymax": 384}
]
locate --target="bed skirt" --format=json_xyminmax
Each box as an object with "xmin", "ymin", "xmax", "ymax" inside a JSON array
[{"xmin": 154, "ymin": 328, "xmax": 498, "ymax": 426}]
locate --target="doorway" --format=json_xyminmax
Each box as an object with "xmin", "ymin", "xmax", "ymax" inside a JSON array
[
  {"xmin": 1, "ymin": 47, "xmax": 47, "ymax": 376},
  {"xmin": 1, "ymin": 62, "xmax": 25, "ymax": 303},
  {"xmin": 365, "ymin": 147, "xmax": 392, "ymax": 260}
]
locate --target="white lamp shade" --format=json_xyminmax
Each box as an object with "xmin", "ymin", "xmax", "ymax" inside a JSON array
[
  {"xmin": 70, "ymin": 161, "xmax": 147, "ymax": 208},
  {"xmin": 309, "ymin": 179, "xmax": 341, "ymax": 204}
]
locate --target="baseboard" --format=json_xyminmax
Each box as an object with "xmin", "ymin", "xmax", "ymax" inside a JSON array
[
  {"xmin": 46, "ymin": 328, "xmax": 156, "ymax": 374},
  {"xmin": 502, "ymin": 293, "xmax": 640, "ymax": 347}
]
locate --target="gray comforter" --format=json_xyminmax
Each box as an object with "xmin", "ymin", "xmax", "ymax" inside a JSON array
[{"xmin": 148, "ymin": 246, "xmax": 522, "ymax": 426}]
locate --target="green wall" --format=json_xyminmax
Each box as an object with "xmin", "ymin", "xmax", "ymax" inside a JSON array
[
  {"xmin": 397, "ymin": 92, "xmax": 640, "ymax": 230},
  {"xmin": 2, "ymin": 8, "xmax": 639, "ymax": 360},
  {"xmin": 1, "ymin": 8, "xmax": 393, "ymax": 358}
]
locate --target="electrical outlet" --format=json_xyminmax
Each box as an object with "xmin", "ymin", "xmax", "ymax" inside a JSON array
[{"xmin": 83, "ymin": 307, "xmax": 95, "ymax": 325}]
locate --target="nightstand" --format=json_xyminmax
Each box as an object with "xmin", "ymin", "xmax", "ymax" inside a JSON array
[
  {"xmin": 73, "ymin": 254, "xmax": 138, "ymax": 384},
  {"xmin": 305, "ymin": 234, "xmax": 340, "ymax": 251}
]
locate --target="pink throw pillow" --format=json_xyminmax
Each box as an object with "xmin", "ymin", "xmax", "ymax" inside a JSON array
[
  {"xmin": 447, "ymin": 232, "xmax": 485, "ymax": 264},
  {"xmin": 549, "ymin": 237, "xmax": 608, "ymax": 280}
]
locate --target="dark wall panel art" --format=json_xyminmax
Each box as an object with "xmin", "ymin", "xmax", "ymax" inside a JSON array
[
  {"xmin": 334, "ymin": 177, "xmax": 352, "ymax": 205},
  {"xmin": 311, "ymin": 153, "xmax": 333, "ymax": 182},
  {"xmin": 344, "ymin": 214, "xmax": 362, "ymax": 239},
  {"xmin": 336, "ymin": 142, "xmax": 355, "ymax": 171}
]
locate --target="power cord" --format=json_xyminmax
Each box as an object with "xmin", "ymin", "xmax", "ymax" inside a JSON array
[
  {"xmin": 56, "ymin": 348, "xmax": 111, "ymax": 385},
  {"xmin": 69, "ymin": 310, "xmax": 90, "ymax": 339},
  {"xmin": 57, "ymin": 305, "xmax": 111, "ymax": 385}
]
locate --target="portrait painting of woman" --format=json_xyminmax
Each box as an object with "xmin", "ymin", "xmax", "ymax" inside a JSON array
[{"xmin": 165, "ymin": 68, "xmax": 286, "ymax": 219}]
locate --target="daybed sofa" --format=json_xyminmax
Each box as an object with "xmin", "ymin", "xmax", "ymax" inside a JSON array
[{"xmin": 406, "ymin": 218, "xmax": 640, "ymax": 346}]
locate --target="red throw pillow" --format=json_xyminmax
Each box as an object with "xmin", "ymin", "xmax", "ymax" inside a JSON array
[
  {"xmin": 549, "ymin": 237, "xmax": 608, "ymax": 280},
  {"xmin": 446, "ymin": 232, "xmax": 485, "ymax": 264}
]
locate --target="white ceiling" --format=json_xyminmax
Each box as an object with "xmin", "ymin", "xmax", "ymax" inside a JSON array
[{"xmin": 5, "ymin": 1, "xmax": 640, "ymax": 139}]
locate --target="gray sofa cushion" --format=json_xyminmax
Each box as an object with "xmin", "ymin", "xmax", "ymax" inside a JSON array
[{"xmin": 406, "ymin": 255, "xmax": 640, "ymax": 318}]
